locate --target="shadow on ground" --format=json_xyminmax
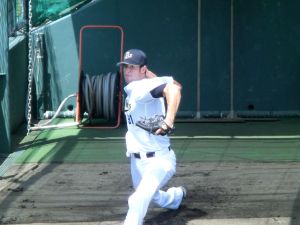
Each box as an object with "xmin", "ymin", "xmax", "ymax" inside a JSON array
[
  {"xmin": 145, "ymin": 205, "xmax": 207, "ymax": 225},
  {"xmin": 290, "ymin": 188, "xmax": 300, "ymax": 225}
]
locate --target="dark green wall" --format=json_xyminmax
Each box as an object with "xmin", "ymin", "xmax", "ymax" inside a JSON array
[
  {"xmin": 0, "ymin": 0, "xmax": 11, "ymax": 154},
  {"xmin": 9, "ymin": 37, "xmax": 28, "ymax": 132},
  {"xmin": 234, "ymin": 0, "xmax": 300, "ymax": 114},
  {"xmin": 118, "ymin": 0, "xmax": 198, "ymax": 116},
  {"xmin": 201, "ymin": 0, "xmax": 231, "ymax": 113},
  {"xmin": 31, "ymin": 0, "xmax": 300, "ymax": 119},
  {"xmin": 33, "ymin": 0, "xmax": 198, "ymax": 118},
  {"xmin": 200, "ymin": 0, "xmax": 300, "ymax": 116},
  {"xmin": 0, "ymin": 76, "xmax": 10, "ymax": 154}
]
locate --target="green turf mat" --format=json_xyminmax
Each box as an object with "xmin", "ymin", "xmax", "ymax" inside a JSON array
[{"xmin": 14, "ymin": 119, "xmax": 300, "ymax": 164}]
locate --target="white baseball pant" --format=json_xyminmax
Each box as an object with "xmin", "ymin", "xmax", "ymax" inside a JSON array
[{"xmin": 123, "ymin": 150, "xmax": 184, "ymax": 225}]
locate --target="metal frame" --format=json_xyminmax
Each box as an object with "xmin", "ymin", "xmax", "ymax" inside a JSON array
[{"xmin": 76, "ymin": 25, "xmax": 124, "ymax": 128}]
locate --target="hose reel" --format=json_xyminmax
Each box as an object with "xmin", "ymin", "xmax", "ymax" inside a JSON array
[
  {"xmin": 27, "ymin": 25, "xmax": 124, "ymax": 132},
  {"xmin": 79, "ymin": 71, "xmax": 120, "ymax": 124},
  {"xmin": 76, "ymin": 25, "xmax": 124, "ymax": 128}
]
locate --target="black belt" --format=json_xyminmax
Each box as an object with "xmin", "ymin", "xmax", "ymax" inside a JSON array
[
  {"xmin": 133, "ymin": 146, "xmax": 171, "ymax": 159},
  {"xmin": 133, "ymin": 152, "xmax": 155, "ymax": 159}
]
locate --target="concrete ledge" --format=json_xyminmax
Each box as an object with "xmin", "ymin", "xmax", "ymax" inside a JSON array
[
  {"xmin": 0, "ymin": 163, "xmax": 39, "ymax": 192},
  {"xmin": 8, "ymin": 217, "xmax": 291, "ymax": 225},
  {"xmin": 3, "ymin": 222, "xmax": 121, "ymax": 225},
  {"xmin": 188, "ymin": 217, "xmax": 291, "ymax": 225}
]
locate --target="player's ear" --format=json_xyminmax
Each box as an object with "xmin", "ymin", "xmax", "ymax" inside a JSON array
[{"xmin": 140, "ymin": 65, "xmax": 147, "ymax": 74}]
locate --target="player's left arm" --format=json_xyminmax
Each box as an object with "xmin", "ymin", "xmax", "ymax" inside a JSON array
[{"xmin": 155, "ymin": 80, "xmax": 182, "ymax": 135}]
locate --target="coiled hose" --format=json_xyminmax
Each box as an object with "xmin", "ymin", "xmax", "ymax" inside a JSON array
[{"xmin": 80, "ymin": 72, "xmax": 120, "ymax": 122}]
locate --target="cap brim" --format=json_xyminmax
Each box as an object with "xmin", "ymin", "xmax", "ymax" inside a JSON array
[
  {"xmin": 116, "ymin": 61, "xmax": 129, "ymax": 66},
  {"xmin": 116, "ymin": 61, "xmax": 140, "ymax": 66}
]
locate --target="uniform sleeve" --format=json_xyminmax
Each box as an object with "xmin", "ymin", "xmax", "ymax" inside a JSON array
[{"xmin": 136, "ymin": 76, "xmax": 174, "ymax": 103}]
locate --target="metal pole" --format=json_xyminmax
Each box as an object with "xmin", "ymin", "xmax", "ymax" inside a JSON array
[
  {"xmin": 196, "ymin": 0, "xmax": 201, "ymax": 119},
  {"xmin": 228, "ymin": 0, "xmax": 235, "ymax": 118}
]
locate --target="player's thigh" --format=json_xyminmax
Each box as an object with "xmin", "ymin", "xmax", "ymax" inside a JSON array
[
  {"xmin": 144, "ymin": 157, "xmax": 175, "ymax": 190},
  {"xmin": 131, "ymin": 157, "xmax": 142, "ymax": 189}
]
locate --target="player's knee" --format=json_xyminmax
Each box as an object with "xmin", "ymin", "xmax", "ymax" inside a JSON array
[
  {"xmin": 128, "ymin": 193, "xmax": 140, "ymax": 208},
  {"xmin": 128, "ymin": 191, "xmax": 150, "ymax": 210}
]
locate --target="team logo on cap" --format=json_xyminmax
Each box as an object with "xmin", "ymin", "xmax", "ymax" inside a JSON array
[{"xmin": 124, "ymin": 51, "xmax": 133, "ymax": 59}]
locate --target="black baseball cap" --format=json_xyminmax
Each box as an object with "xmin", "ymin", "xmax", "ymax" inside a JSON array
[{"xmin": 117, "ymin": 49, "xmax": 147, "ymax": 66}]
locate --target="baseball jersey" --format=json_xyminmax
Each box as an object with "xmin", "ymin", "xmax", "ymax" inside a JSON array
[{"xmin": 124, "ymin": 76, "xmax": 174, "ymax": 154}]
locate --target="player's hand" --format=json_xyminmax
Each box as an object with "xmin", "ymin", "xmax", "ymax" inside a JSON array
[
  {"xmin": 135, "ymin": 115, "xmax": 175, "ymax": 136},
  {"xmin": 155, "ymin": 120, "xmax": 174, "ymax": 135}
]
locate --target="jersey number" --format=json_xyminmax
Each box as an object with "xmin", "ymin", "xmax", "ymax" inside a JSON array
[{"xmin": 127, "ymin": 115, "xmax": 134, "ymax": 124}]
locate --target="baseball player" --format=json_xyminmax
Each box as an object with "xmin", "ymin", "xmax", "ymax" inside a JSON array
[{"xmin": 117, "ymin": 49, "xmax": 186, "ymax": 225}]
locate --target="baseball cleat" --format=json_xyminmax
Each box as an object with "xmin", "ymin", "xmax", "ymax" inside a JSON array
[{"xmin": 179, "ymin": 186, "xmax": 187, "ymax": 198}]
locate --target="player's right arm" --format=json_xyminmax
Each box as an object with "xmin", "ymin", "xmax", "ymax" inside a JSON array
[{"xmin": 154, "ymin": 81, "xmax": 181, "ymax": 135}]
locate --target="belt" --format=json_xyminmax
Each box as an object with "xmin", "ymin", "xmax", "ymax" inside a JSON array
[
  {"xmin": 133, "ymin": 152, "xmax": 155, "ymax": 159},
  {"xmin": 133, "ymin": 146, "xmax": 171, "ymax": 159}
]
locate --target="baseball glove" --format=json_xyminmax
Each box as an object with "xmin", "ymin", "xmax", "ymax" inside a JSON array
[{"xmin": 135, "ymin": 115, "xmax": 175, "ymax": 135}]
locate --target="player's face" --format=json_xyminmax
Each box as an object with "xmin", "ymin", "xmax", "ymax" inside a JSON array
[{"xmin": 123, "ymin": 64, "xmax": 145, "ymax": 83}]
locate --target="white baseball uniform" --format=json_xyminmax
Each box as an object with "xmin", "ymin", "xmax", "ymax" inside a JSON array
[{"xmin": 123, "ymin": 76, "xmax": 184, "ymax": 225}]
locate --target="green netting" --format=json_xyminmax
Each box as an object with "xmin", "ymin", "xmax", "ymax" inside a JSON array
[
  {"xmin": 16, "ymin": 0, "xmax": 26, "ymax": 25},
  {"xmin": 31, "ymin": 0, "xmax": 91, "ymax": 26}
]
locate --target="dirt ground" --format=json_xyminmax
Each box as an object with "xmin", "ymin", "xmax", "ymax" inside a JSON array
[
  {"xmin": 0, "ymin": 160, "xmax": 300, "ymax": 225},
  {"xmin": 2, "ymin": 119, "xmax": 300, "ymax": 224}
]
